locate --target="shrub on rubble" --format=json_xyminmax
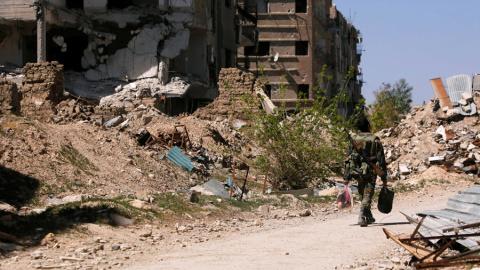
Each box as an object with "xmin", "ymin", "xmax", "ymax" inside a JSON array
[
  {"xmin": 243, "ymin": 66, "xmax": 364, "ymax": 189},
  {"xmin": 368, "ymin": 78, "xmax": 413, "ymax": 132}
]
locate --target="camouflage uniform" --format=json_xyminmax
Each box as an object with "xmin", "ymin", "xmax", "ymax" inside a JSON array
[{"xmin": 344, "ymin": 132, "xmax": 387, "ymax": 225}]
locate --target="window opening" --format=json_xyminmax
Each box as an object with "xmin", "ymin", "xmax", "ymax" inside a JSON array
[
  {"xmin": 298, "ymin": 84, "xmax": 309, "ymax": 99},
  {"xmin": 66, "ymin": 0, "xmax": 83, "ymax": 9},
  {"xmin": 295, "ymin": 0, "xmax": 307, "ymax": 13},
  {"xmin": 107, "ymin": 0, "xmax": 132, "ymax": 9},
  {"xmin": 295, "ymin": 41, "xmax": 308, "ymax": 56}
]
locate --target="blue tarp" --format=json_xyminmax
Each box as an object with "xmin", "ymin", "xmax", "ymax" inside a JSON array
[{"xmin": 167, "ymin": 146, "xmax": 194, "ymax": 171}]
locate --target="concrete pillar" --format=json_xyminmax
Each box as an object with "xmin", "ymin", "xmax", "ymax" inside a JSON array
[{"xmin": 36, "ymin": 0, "xmax": 47, "ymax": 63}]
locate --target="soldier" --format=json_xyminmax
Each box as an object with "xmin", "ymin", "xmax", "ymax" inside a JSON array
[{"xmin": 344, "ymin": 117, "xmax": 387, "ymax": 226}]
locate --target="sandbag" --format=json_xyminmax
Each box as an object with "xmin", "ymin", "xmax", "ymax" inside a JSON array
[{"xmin": 378, "ymin": 186, "xmax": 394, "ymax": 214}]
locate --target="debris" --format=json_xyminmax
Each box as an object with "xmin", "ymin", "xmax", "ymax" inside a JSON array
[
  {"xmin": 430, "ymin": 78, "xmax": 453, "ymax": 110},
  {"xmin": 146, "ymin": 124, "xmax": 191, "ymax": 150},
  {"xmin": 190, "ymin": 179, "xmax": 230, "ymax": 199},
  {"xmin": 104, "ymin": 116, "xmax": 123, "ymax": 127},
  {"xmin": 40, "ymin": 233, "xmax": 56, "ymax": 246},
  {"xmin": 299, "ymin": 209, "xmax": 312, "ymax": 217},
  {"xmin": 167, "ymin": 146, "xmax": 194, "ymax": 171},
  {"xmin": 60, "ymin": 256, "xmax": 84, "ymax": 261},
  {"xmin": 436, "ymin": 126, "xmax": 455, "ymax": 142},
  {"xmin": 384, "ymin": 185, "xmax": 480, "ymax": 269},
  {"xmin": 428, "ymin": 156, "xmax": 444, "ymax": 164},
  {"xmin": 446, "ymin": 74, "xmax": 477, "ymax": 116},
  {"xmin": 398, "ymin": 164, "xmax": 411, "ymax": 175}
]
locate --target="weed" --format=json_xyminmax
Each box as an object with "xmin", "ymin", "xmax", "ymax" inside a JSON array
[
  {"xmin": 57, "ymin": 145, "xmax": 99, "ymax": 176},
  {"xmin": 153, "ymin": 192, "xmax": 203, "ymax": 215}
]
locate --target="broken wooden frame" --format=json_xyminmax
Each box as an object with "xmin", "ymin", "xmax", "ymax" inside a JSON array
[
  {"xmin": 146, "ymin": 124, "xmax": 191, "ymax": 150},
  {"xmin": 383, "ymin": 218, "xmax": 480, "ymax": 269},
  {"xmin": 229, "ymin": 163, "xmax": 270, "ymax": 199}
]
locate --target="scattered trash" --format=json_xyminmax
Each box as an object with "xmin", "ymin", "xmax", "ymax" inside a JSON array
[
  {"xmin": 336, "ymin": 184, "xmax": 353, "ymax": 211},
  {"xmin": 190, "ymin": 178, "xmax": 230, "ymax": 199}
]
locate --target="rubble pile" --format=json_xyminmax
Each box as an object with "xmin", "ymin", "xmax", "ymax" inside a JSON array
[
  {"xmin": 378, "ymin": 99, "xmax": 480, "ymax": 183},
  {"xmin": 0, "ymin": 78, "xmax": 20, "ymax": 113},
  {"xmin": 20, "ymin": 62, "xmax": 64, "ymax": 120},
  {"xmin": 194, "ymin": 68, "xmax": 263, "ymax": 121},
  {"xmin": 98, "ymin": 78, "xmax": 164, "ymax": 109}
]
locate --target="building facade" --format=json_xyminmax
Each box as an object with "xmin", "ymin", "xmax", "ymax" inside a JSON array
[
  {"xmin": 236, "ymin": 0, "xmax": 362, "ymax": 116},
  {"xmin": 0, "ymin": 0, "xmax": 237, "ymax": 115}
]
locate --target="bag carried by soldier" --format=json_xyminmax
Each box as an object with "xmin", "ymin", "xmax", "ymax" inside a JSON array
[{"xmin": 378, "ymin": 186, "xmax": 394, "ymax": 214}]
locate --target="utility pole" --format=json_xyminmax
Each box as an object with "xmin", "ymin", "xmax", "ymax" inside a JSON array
[{"xmin": 35, "ymin": 0, "xmax": 46, "ymax": 63}]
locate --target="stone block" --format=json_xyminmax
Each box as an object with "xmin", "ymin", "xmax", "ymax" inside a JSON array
[
  {"xmin": 462, "ymin": 92, "xmax": 473, "ymax": 102},
  {"xmin": 428, "ymin": 156, "xmax": 444, "ymax": 164},
  {"xmin": 398, "ymin": 164, "xmax": 410, "ymax": 175}
]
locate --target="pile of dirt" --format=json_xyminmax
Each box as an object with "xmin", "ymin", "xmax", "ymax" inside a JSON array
[
  {"xmin": 377, "ymin": 97, "xmax": 480, "ymax": 184},
  {"xmin": 0, "ymin": 64, "xmax": 264, "ymax": 215}
]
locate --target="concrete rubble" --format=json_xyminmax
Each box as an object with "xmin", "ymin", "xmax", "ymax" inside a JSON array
[{"xmin": 378, "ymin": 96, "xmax": 480, "ymax": 183}]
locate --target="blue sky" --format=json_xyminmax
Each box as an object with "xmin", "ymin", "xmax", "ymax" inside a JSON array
[{"xmin": 333, "ymin": 1, "xmax": 480, "ymax": 105}]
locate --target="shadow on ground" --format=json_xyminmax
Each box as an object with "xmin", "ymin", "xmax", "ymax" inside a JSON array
[
  {"xmin": 0, "ymin": 165, "xmax": 40, "ymax": 207},
  {"xmin": 0, "ymin": 165, "xmax": 136, "ymax": 248}
]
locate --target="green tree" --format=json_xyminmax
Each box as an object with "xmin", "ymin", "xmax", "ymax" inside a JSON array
[
  {"xmin": 243, "ymin": 66, "xmax": 364, "ymax": 189},
  {"xmin": 368, "ymin": 78, "xmax": 413, "ymax": 132}
]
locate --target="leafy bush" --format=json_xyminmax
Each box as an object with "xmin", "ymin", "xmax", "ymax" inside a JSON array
[
  {"xmin": 243, "ymin": 66, "xmax": 363, "ymax": 189},
  {"xmin": 368, "ymin": 78, "xmax": 413, "ymax": 132}
]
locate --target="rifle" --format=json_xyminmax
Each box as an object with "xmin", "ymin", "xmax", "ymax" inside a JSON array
[{"xmin": 344, "ymin": 129, "xmax": 385, "ymax": 178}]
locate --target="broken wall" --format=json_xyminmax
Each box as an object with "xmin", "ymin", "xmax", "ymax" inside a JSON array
[
  {"xmin": 21, "ymin": 62, "xmax": 64, "ymax": 119},
  {"xmin": 0, "ymin": 23, "xmax": 36, "ymax": 67},
  {"xmin": 194, "ymin": 68, "xmax": 262, "ymax": 120},
  {"xmin": 0, "ymin": 78, "xmax": 21, "ymax": 113}
]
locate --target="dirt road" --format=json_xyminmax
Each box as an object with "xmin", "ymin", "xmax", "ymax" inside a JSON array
[{"xmin": 126, "ymin": 186, "xmax": 463, "ymax": 270}]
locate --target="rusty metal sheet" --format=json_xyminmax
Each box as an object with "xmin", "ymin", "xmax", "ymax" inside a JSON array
[{"xmin": 430, "ymin": 78, "xmax": 453, "ymax": 109}]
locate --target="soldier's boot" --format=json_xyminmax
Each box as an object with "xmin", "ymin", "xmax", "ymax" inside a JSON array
[
  {"xmin": 365, "ymin": 208, "xmax": 375, "ymax": 224},
  {"xmin": 358, "ymin": 209, "xmax": 368, "ymax": 227}
]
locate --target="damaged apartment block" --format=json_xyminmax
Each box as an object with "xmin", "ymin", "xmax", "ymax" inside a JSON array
[
  {"xmin": 0, "ymin": 0, "xmax": 237, "ymax": 115},
  {"xmin": 0, "ymin": 0, "xmax": 362, "ymax": 116},
  {"xmin": 236, "ymin": 0, "xmax": 362, "ymax": 116}
]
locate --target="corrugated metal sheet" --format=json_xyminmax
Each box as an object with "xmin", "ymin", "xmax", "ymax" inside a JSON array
[
  {"xmin": 403, "ymin": 213, "xmax": 480, "ymax": 250},
  {"xmin": 445, "ymin": 74, "xmax": 476, "ymax": 116},
  {"xmin": 167, "ymin": 146, "xmax": 194, "ymax": 171},
  {"xmin": 409, "ymin": 185, "xmax": 480, "ymax": 250},
  {"xmin": 473, "ymin": 74, "xmax": 480, "ymax": 91}
]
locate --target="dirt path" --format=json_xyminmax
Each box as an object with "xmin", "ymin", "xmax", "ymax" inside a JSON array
[{"xmin": 125, "ymin": 186, "xmax": 463, "ymax": 270}]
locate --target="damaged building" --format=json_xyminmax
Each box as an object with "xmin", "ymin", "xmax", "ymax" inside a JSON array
[
  {"xmin": 0, "ymin": 0, "xmax": 362, "ymax": 116},
  {"xmin": 0, "ymin": 0, "xmax": 237, "ymax": 115},
  {"xmin": 236, "ymin": 0, "xmax": 362, "ymax": 116}
]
